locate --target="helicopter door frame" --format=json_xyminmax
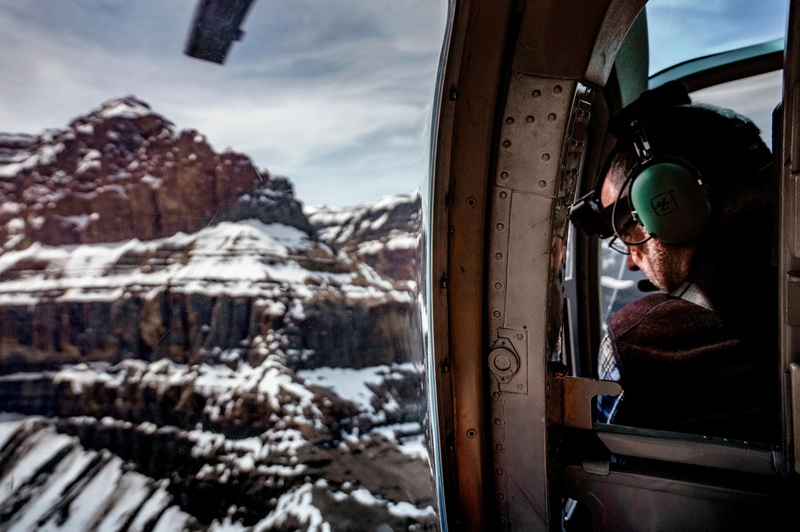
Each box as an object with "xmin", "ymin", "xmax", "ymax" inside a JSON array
[
  {"xmin": 431, "ymin": 0, "xmax": 798, "ymax": 530},
  {"xmin": 780, "ymin": 0, "xmax": 800, "ymax": 476}
]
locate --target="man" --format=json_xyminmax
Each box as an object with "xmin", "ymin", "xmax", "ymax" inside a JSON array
[{"xmin": 571, "ymin": 81, "xmax": 778, "ymax": 441}]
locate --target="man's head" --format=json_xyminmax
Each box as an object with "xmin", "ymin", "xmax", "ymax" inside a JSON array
[
  {"xmin": 584, "ymin": 82, "xmax": 773, "ymax": 292},
  {"xmin": 600, "ymin": 149, "xmax": 697, "ymax": 292}
]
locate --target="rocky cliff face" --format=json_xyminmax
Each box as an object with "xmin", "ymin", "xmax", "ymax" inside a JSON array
[
  {"xmin": 0, "ymin": 96, "xmax": 311, "ymax": 250},
  {"xmin": 0, "ymin": 98, "xmax": 435, "ymax": 531},
  {"xmin": 307, "ymin": 193, "xmax": 422, "ymax": 282}
]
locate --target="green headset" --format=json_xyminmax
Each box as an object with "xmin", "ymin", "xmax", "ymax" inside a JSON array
[
  {"xmin": 570, "ymin": 81, "xmax": 772, "ymax": 246},
  {"xmin": 606, "ymin": 81, "xmax": 771, "ymax": 247},
  {"xmin": 612, "ymin": 124, "xmax": 712, "ymax": 245}
]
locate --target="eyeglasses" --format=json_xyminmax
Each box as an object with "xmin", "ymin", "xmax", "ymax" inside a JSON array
[{"xmin": 607, "ymin": 235, "xmax": 631, "ymax": 255}]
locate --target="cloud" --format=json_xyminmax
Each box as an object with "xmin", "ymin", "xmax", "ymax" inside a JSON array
[{"xmin": 0, "ymin": 0, "xmax": 447, "ymax": 206}]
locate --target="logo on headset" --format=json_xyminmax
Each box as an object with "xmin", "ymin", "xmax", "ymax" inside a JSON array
[{"xmin": 651, "ymin": 192, "xmax": 677, "ymax": 216}]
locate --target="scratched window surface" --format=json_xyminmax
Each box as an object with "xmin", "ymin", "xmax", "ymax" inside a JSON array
[{"xmin": 0, "ymin": 1, "xmax": 447, "ymax": 530}]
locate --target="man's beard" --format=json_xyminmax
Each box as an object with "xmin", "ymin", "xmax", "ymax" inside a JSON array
[{"xmin": 640, "ymin": 238, "xmax": 692, "ymax": 293}]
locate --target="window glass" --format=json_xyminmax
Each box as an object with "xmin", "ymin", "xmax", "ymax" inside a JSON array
[
  {"xmin": 0, "ymin": 1, "xmax": 448, "ymax": 529},
  {"xmin": 690, "ymin": 70, "xmax": 783, "ymax": 145},
  {"xmin": 647, "ymin": 0, "xmax": 788, "ymax": 75}
]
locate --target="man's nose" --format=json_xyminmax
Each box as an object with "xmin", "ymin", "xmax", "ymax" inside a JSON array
[{"xmin": 627, "ymin": 254, "xmax": 639, "ymax": 271}]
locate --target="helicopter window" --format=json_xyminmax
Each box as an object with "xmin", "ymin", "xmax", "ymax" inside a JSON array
[
  {"xmin": 690, "ymin": 70, "xmax": 783, "ymax": 144},
  {"xmin": 646, "ymin": 0, "xmax": 788, "ymax": 76},
  {"xmin": 0, "ymin": 1, "xmax": 448, "ymax": 530}
]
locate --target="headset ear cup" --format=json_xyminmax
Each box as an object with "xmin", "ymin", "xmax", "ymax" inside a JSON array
[{"xmin": 630, "ymin": 162, "xmax": 711, "ymax": 244}]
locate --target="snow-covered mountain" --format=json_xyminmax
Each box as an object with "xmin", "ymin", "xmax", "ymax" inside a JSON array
[
  {"xmin": 306, "ymin": 193, "xmax": 422, "ymax": 282},
  {"xmin": 0, "ymin": 98, "xmax": 436, "ymax": 531},
  {"xmin": 0, "ymin": 96, "xmax": 311, "ymax": 250}
]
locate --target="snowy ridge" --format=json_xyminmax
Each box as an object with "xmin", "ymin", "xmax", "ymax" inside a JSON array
[
  {"xmin": 307, "ymin": 191, "xmax": 422, "ymax": 282},
  {"xmin": 0, "ymin": 219, "xmax": 410, "ymax": 304}
]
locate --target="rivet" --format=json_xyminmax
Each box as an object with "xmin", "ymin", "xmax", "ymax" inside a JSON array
[
  {"xmin": 526, "ymin": 115, "xmax": 535, "ymax": 123},
  {"xmin": 553, "ymin": 85, "xmax": 563, "ymax": 94},
  {"xmin": 500, "ymin": 171, "xmax": 509, "ymax": 180},
  {"xmin": 516, "ymin": 384, "xmax": 524, "ymax": 390},
  {"xmin": 496, "ymin": 468, "xmax": 504, "ymax": 475},
  {"xmin": 538, "ymin": 180, "xmax": 547, "ymax": 189},
  {"xmin": 494, "ymin": 418, "xmax": 502, "ymax": 425},
  {"xmin": 516, "ymin": 333, "xmax": 524, "ymax": 340},
  {"xmin": 493, "ymin": 392, "xmax": 501, "ymax": 399},
  {"xmin": 505, "ymin": 117, "xmax": 515, "ymax": 125},
  {"xmin": 502, "ymin": 140, "xmax": 511, "ymax": 148},
  {"xmin": 493, "ymin": 310, "xmax": 501, "ymax": 318},
  {"xmin": 467, "ymin": 197, "xmax": 476, "ymax": 207},
  {"xmin": 499, "ymin": 191, "xmax": 508, "ymax": 199},
  {"xmin": 495, "ymin": 253, "xmax": 503, "ymax": 260},
  {"xmin": 532, "ymin": 90, "xmax": 541, "ymax": 98},
  {"xmin": 494, "ymin": 282, "xmax": 503, "ymax": 290},
  {"xmin": 496, "ymin": 223, "xmax": 505, "ymax": 231},
  {"xmin": 467, "ymin": 429, "xmax": 477, "ymax": 439},
  {"xmin": 497, "ymin": 494, "xmax": 505, "ymax": 500},
  {"xmin": 496, "ymin": 443, "xmax": 504, "ymax": 451},
  {"xmin": 547, "ymin": 113, "xmax": 557, "ymax": 122},
  {"xmin": 541, "ymin": 153, "xmax": 550, "ymax": 161}
]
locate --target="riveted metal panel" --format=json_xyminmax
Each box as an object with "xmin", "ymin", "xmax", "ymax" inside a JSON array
[
  {"xmin": 495, "ymin": 76, "xmax": 577, "ymax": 197},
  {"xmin": 486, "ymin": 71, "xmax": 594, "ymax": 531}
]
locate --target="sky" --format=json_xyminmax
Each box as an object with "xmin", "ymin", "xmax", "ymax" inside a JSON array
[
  {"xmin": 0, "ymin": 0, "xmax": 789, "ymax": 207},
  {"xmin": 0, "ymin": 0, "xmax": 448, "ymax": 207}
]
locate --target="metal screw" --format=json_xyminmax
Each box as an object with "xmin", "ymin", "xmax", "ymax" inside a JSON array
[
  {"xmin": 516, "ymin": 333, "xmax": 524, "ymax": 340},
  {"xmin": 526, "ymin": 115, "xmax": 535, "ymax": 123},
  {"xmin": 542, "ymin": 153, "xmax": 550, "ymax": 161},
  {"xmin": 493, "ymin": 310, "xmax": 501, "ymax": 318},
  {"xmin": 506, "ymin": 117, "xmax": 515, "ymax": 125},
  {"xmin": 500, "ymin": 171, "xmax": 509, "ymax": 180},
  {"xmin": 494, "ymin": 418, "xmax": 503, "ymax": 425},
  {"xmin": 547, "ymin": 113, "xmax": 557, "ymax": 122},
  {"xmin": 496, "ymin": 468, "xmax": 504, "ymax": 475},
  {"xmin": 493, "ymin": 392, "xmax": 501, "ymax": 399},
  {"xmin": 495, "ymin": 253, "xmax": 503, "ymax": 260},
  {"xmin": 499, "ymin": 191, "xmax": 508, "ymax": 199},
  {"xmin": 538, "ymin": 180, "xmax": 547, "ymax": 189},
  {"xmin": 495, "ymin": 282, "xmax": 503, "ymax": 290},
  {"xmin": 502, "ymin": 140, "xmax": 511, "ymax": 148},
  {"xmin": 516, "ymin": 384, "xmax": 524, "ymax": 390},
  {"xmin": 496, "ymin": 223, "xmax": 505, "ymax": 231},
  {"xmin": 494, "ymin": 355, "xmax": 512, "ymax": 371},
  {"xmin": 553, "ymin": 85, "xmax": 562, "ymax": 94},
  {"xmin": 532, "ymin": 90, "xmax": 541, "ymax": 98}
]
